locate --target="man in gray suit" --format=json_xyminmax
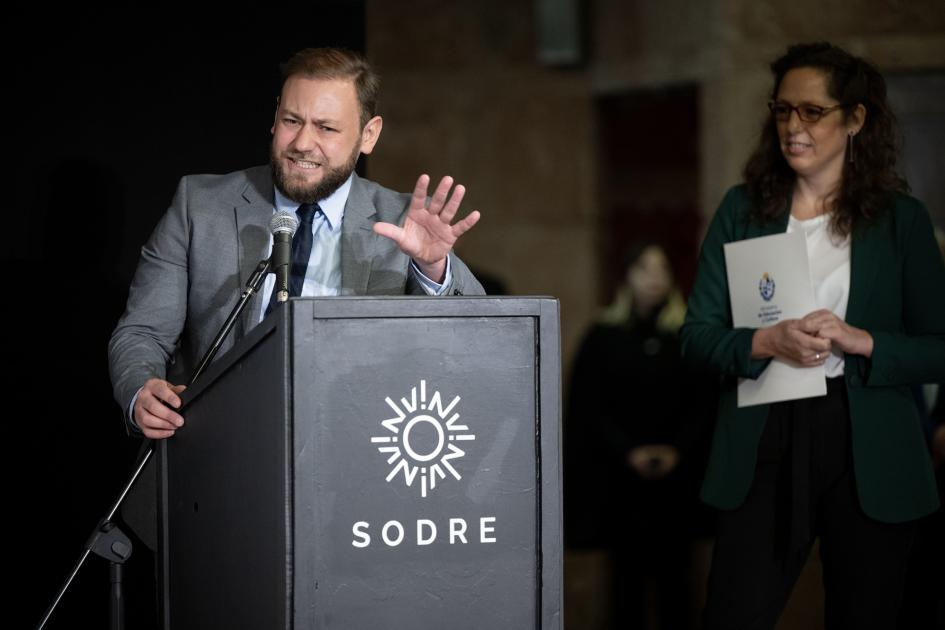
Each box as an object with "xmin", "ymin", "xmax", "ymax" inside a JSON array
[{"xmin": 109, "ymin": 47, "xmax": 484, "ymax": 440}]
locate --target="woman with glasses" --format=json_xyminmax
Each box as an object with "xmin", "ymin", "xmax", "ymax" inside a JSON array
[{"xmin": 681, "ymin": 42, "xmax": 945, "ymax": 629}]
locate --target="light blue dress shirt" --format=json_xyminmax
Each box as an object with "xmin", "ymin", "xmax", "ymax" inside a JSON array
[{"xmin": 257, "ymin": 174, "xmax": 451, "ymax": 322}]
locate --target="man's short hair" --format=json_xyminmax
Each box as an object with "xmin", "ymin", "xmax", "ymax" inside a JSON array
[{"xmin": 280, "ymin": 47, "xmax": 379, "ymax": 128}]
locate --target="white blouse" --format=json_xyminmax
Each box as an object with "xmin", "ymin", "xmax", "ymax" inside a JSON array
[{"xmin": 787, "ymin": 213, "xmax": 851, "ymax": 377}]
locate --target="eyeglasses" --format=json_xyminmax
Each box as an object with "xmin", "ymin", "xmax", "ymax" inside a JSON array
[{"xmin": 768, "ymin": 101, "xmax": 846, "ymax": 123}]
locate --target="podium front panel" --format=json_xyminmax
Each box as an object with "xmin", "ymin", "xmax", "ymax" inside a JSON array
[
  {"xmin": 161, "ymin": 297, "xmax": 561, "ymax": 630},
  {"xmin": 293, "ymin": 309, "xmax": 541, "ymax": 629}
]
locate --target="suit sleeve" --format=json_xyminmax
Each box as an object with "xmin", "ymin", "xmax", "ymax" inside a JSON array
[
  {"xmin": 404, "ymin": 251, "xmax": 485, "ymax": 296},
  {"xmin": 865, "ymin": 200, "xmax": 945, "ymax": 386},
  {"xmin": 680, "ymin": 187, "xmax": 772, "ymax": 379},
  {"xmin": 442, "ymin": 252, "xmax": 485, "ymax": 295},
  {"xmin": 108, "ymin": 176, "xmax": 191, "ymax": 428}
]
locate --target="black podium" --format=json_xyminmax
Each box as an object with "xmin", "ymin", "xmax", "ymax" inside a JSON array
[{"xmin": 156, "ymin": 297, "xmax": 562, "ymax": 629}]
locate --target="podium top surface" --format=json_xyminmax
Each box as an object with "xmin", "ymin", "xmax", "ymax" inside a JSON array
[{"xmin": 287, "ymin": 295, "xmax": 558, "ymax": 318}]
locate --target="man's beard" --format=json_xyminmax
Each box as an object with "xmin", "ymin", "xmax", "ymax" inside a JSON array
[{"xmin": 270, "ymin": 141, "xmax": 361, "ymax": 204}]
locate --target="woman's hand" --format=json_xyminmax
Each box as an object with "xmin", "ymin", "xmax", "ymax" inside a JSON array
[
  {"xmin": 801, "ymin": 309, "xmax": 874, "ymax": 358},
  {"xmin": 752, "ymin": 318, "xmax": 831, "ymax": 367},
  {"xmin": 753, "ymin": 310, "xmax": 873, "ymax": 365}
]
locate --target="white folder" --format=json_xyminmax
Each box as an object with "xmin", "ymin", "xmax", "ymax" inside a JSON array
[{"xmin": 724, "ymin": 230, "xmax": 826, "ymax": 406}]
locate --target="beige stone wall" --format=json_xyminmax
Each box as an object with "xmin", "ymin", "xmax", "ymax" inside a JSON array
[
  {"xmin": 366, "ymin": 2, "xmax": 944, "ymax": 628},
  {"xmin": 365, "ymin": 0, "xmax": 945, "ymax": 367},
  {"xmin": 590, "ymin": 0, "xmax": 945, "ymax": 233},
  {"xmin": 366, "ymin": 1, "xmax": 598, "ymax": 368}
]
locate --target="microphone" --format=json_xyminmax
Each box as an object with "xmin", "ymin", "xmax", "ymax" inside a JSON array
[{"xmin": 269, "ymin": 210, "xmax": 298, "ymax": 305}]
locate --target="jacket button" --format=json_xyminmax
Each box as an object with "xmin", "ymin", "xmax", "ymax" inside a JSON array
[{"xmin": 848, "ymin": 374, "xmax": 860, "ymax": 387}]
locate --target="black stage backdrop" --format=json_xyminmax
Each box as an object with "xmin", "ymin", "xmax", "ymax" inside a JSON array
[{"xmin": 8, "ymin": 7, "xmax": 364, "ymax": 628}]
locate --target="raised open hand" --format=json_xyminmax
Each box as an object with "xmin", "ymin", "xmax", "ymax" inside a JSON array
[{"xmin": 373, "ymin": 174, "xmax": 481, "ymax": 282}]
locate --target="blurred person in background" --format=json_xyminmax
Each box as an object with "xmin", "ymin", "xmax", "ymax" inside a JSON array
[{"xmin": 567, "ymin": 241, "xmax": 712, "ymax": 629}]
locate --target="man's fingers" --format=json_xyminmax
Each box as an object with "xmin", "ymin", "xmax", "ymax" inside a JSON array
[
  {"xmin": 439, "ymin": 184, "xmax": 466, "ymax": 223},
  {"xmin": 142, "ymin": 396, "xmax": 184, "ymax": 427},
  {"xmin": 139, "ymin": 412, "xmax": 181, "ymax": 431},
  {"xmin": 373, "ymin": 222, "xmax": 404, "ymax": 243},
  {"xmin": 409, "ymin": 174, "xmax": 431, "ymax": 212},
  {"xmin": 134, "ymin": 403, "xmax": 181, "ymax": 438},
  {"xmin": 146, "ymin": 395, "xmax": 183, "ymax": 420},
  {"xmin": 138, "ymin": 380, "xmax": 185, "ymax": 427},
  {"xmin": 427, "ymin": 176, "xmax": 454, "ymax": 215},
  {"xmin": 451, "ymin": 210, "xmax": 481, "ymax": 236},
  {"xmin": 134, "ymin": 379, "xmax": 187, "ymax": 438},
  {"xmin": 149, "ymin": 380, "xmax": 183, "ymax": 409}
]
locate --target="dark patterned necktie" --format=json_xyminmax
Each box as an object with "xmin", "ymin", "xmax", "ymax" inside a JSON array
[{"xmin": 288, "ymin": 203, "xmax": 320, "ymax": 296}]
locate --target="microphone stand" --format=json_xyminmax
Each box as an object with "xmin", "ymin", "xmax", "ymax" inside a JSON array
[
  {"xmin": 190, "ymin": 258, "xmax": 271, "ymax": 383},
  {"xmin": 37, "ymin": 257, "xmax": 272, "ymax": 630}
]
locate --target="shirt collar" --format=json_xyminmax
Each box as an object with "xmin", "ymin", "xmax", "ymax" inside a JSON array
[{"xmin": 272, "ymin": 173, "xmax": 352, "ymax": 232}]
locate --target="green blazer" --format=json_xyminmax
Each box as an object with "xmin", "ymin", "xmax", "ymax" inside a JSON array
[{"xmin": 681, "ymin": 185, "xmax": 945, "ymax": 523}]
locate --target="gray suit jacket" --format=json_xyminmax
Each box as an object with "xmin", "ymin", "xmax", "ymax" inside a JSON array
[{"xmin": 108, "ymin": 165, "xmax": 484, "ymax": 423}]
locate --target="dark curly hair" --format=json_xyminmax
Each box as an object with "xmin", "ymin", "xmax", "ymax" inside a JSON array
[{"xmin": 743, "ymin": 42, "xmax": 908, "ymax": 236}]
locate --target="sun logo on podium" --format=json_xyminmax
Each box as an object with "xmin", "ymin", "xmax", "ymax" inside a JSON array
[{"xmin": 371, "ymin": 380, "xmax": 475, "ymax": 498}]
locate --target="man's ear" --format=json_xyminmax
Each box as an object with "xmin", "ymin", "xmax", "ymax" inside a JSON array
[{"xmin": 359, "ymin": 116, "xmax": 383, "ymax": 155}]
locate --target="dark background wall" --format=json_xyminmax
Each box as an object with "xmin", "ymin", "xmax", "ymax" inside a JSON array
[{"xmin": 9, "ymin": 6, "xmax": 364, "ymax": 628}]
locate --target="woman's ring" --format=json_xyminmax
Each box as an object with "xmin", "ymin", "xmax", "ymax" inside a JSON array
[{"xmin": 815, "ymin": 353, "xmax": 821, "ymax": 360}]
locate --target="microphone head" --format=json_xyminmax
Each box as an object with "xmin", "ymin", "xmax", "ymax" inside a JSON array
[{"xmin": 270, "ymin": 210, "xmax": 299, "ymax": 236}]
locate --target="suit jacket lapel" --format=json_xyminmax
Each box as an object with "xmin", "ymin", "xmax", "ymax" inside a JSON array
[
  {"xmin": 235, "ymin": 167, "xmax": 276, "ymax": 333},
  {"xmin": 340, "ymin": 174, "xmax": 380, "ymax": 295}
]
